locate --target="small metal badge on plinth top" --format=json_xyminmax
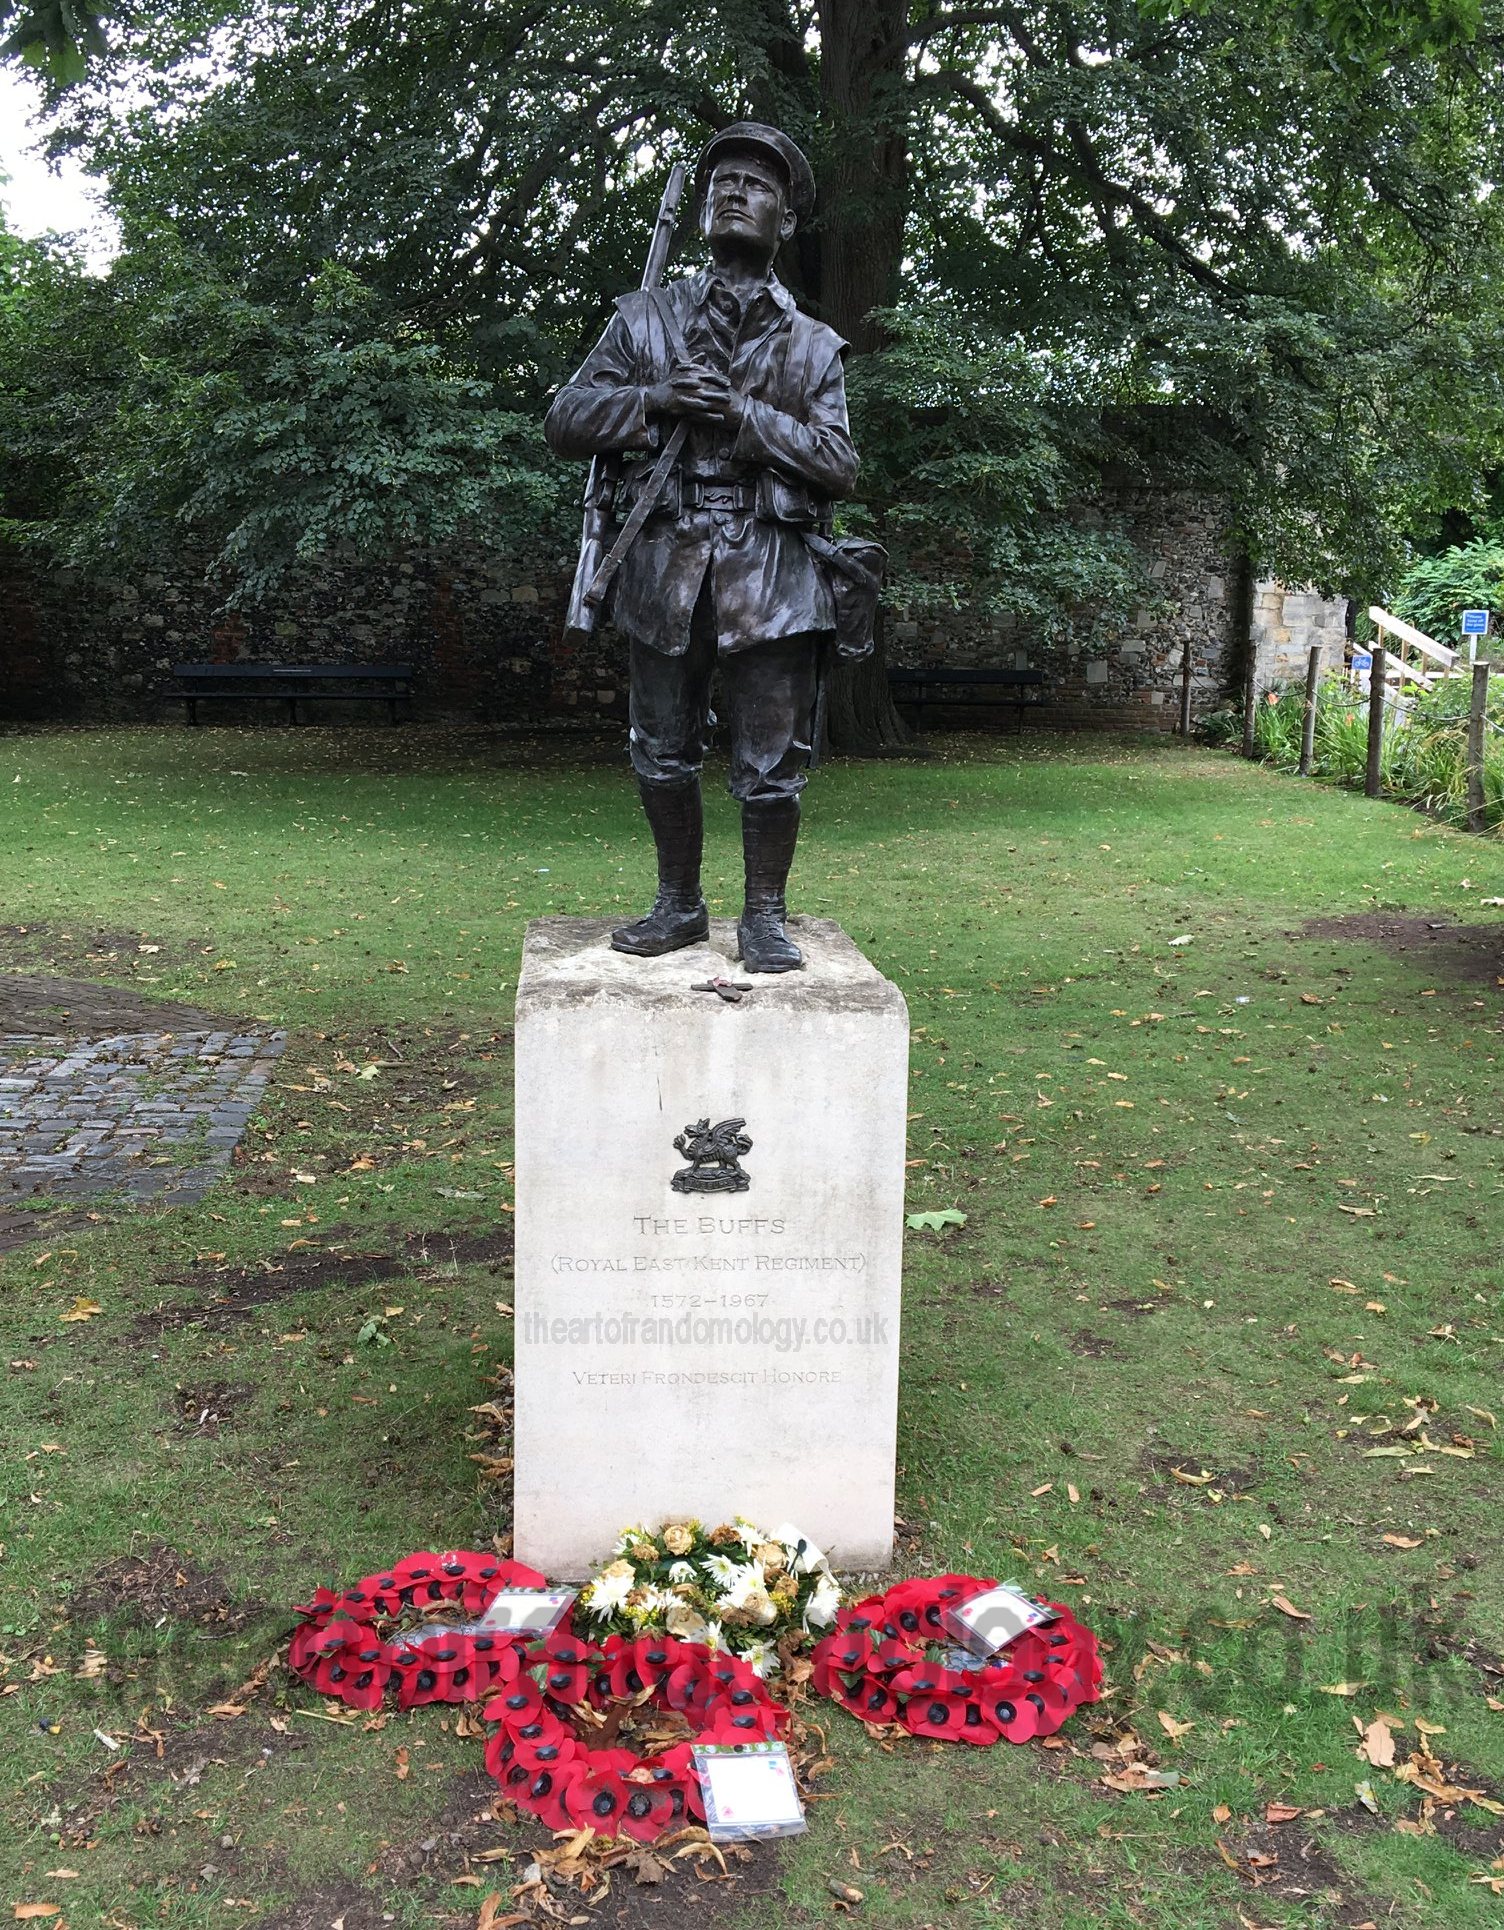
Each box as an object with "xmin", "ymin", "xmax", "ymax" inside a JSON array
[{"xmin": 671, "ymin": 1117, "xmax": 752, "ymax": 1193}]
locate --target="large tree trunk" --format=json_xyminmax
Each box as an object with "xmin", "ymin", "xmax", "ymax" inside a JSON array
[
  {"xmin": 814, "ymin": 0, "xmax": 909, "ymax": 353},
  {"xmin": 814, "ymin": 0, "xmax": 917, "ymax": 754}
]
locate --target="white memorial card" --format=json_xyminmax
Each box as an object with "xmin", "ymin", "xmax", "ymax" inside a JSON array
[
  {"xmin": 942, "ymin": 1584, "xmax": 1054, "ymax": 1660},
  {"xmin": 474, "ymin": 1587, "xmax": 576, "ymax": 1638},
  {"xmin": 692, "ymin": 1741, "xmax": 807, "ymax": 1841},
  {"xmin": 409, "ymin": 1587, "xmax": 576, "ymax": 1647}
]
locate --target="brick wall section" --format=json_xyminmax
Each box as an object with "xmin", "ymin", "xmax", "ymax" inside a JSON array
[{"xmin": 0, "ymin": 486, "xmax": 1348, "ymax": 729}]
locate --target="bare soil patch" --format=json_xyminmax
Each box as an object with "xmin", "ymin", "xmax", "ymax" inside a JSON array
[
  {"xmin": 256, "ymin": 1879, "xmax": 401, "ymax": 1930},
  {"xmin": 170, "ymin": 1380, "xmax": 254, "ymax": 1435},
  {"xmin": 0, "ymin": 1205, "xmax": 96, "ymax": 1254},
  {"xmin": 1216, "ymin": 1819, "xmax": 1392, "ymax": 1927},
  {"xmin": 131, "ymin": 1224, "xmax": 513, "ymax": 1337},
  {"xmin": 69, "ymin": 1542, "xmax": 251, "ymax": 1631},
  {"xmin": 0, "ymin": 922, "xmax": 195, "ymax": 974},
  {"xmin": 1069, "ymin": 1329, "xmax": 1127, "ymax": 1359},
  {"xmin": 1141, "ymin": 1449, "xmax": 1260, "ymax": 1495},
  {"xmin": 1299, "ymin": 911, "xmax": 1504, "ymax": 988},
  {"xmin": 1323, "ymin": 1763, "xmax": 1504, "ymax": 1865},
  {"xmin": 376, "ymin": 1770, "xmax": 504, "ymax": 1884},
  {"xmin": 0, "ymin": 970, "xmax": 237, "ymax": 1036}
]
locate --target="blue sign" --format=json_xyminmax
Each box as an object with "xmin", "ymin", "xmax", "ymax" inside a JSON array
[
  {"xmin": 1351, "ymin": 651, "xmax": 1373, "ymax": 671},
  {"xmin": 1461, "ymin": 609, "xmax": 1490, "ymax": 635}
]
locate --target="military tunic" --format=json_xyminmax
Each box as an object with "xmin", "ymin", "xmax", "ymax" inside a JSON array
[{"xmin": 545, "ymin": 268, "xmax": 858, "ymax": 654}]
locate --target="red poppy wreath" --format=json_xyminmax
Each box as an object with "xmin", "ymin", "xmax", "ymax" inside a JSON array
[
  {"xmin": 288, "ymin": 1549, "xmax": 551, "ymax": 1711},
  {"xmin": 485, "ymin": 1629, "xmax": 788, "ymax": 1841},
  {"xmin": 812, "ymin": 1574, "xmax": 1102, "ymax": 1745}
]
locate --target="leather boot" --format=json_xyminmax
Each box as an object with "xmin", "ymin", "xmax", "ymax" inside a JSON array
[
  {"xmin": 612, "ymin": 779, "xmax": 709, "ymax": 956},
  {"xmin": 737, "ymin": 796, "xmax": 803, "ymax": 972}
]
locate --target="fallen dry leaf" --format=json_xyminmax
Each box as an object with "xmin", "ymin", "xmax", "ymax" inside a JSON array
[
  {"xmin": 1358, "ymin": 1717, "xmax": 1396, "ymax": 1769},
  {"xmin": 624, "ymin": 1849, "xmax": 669, "ymax": 1885},
  {"xmin": 14, "ymin": 1911, "xmax": 63, "ymax": 1922},
  {"xmin": 1319, "ymin": 1683, "xmax": 1362, "ymax": 1697},
  {"xmin": 476, "ymin": 1895, "xmax": 528, "ymax": 1930},
  {"xmin": 1157, "ymin": 1711, "xmax": 1195, "ymax": 1741},
  {"xmin": 1265, "ymin": 1803, "xmax": 1303, "ymax": 1824},
  {"xmin": 394, "ymin": 1746, "xmax": 410, "ymax": 1781},
  {"xmin": 1382, "ymin": 1534, "xmax": 1423, "ymax": 1549},
  {"xmin": 1269, "ymin": 1595, "xmax": 1312, "ymax": 1622},
  {"xmin": 58, "ymin": 1298, "xmax": 102, "ymax": 1324}
]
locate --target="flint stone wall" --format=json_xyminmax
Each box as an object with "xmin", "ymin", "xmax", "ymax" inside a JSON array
[{"xmin": 0, "ymin": 486, "xmax": 1347, "ymax": 732}]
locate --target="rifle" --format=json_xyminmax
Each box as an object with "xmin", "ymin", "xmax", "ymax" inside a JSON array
[{"xmin": 563, "ymin": 163, "xmax": 686, "ymax": 639}]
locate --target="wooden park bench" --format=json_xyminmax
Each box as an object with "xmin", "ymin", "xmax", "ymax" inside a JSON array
[
  {"xmin": 169, "ymin": 661, "xmax": 416, "ymax": 726},
  {"xmin": 888, "ymin": 665, "xmax": 1047, "ymax": 728}
]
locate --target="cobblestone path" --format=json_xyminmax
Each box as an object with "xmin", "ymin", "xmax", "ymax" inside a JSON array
[{"xmin": 0, "ymin": 975, "xmax": 285, "ymax": 1207}]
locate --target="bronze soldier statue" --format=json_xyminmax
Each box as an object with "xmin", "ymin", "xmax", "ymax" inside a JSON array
[{"xmin": 544, "ymin": 123, "xmax": 860, "ymax": 973}]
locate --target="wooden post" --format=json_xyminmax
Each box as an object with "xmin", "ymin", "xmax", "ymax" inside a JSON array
[
  {"xmin": 1179, "ymin": 631, "xmax": 1193, "ymax": 737},
  {"xmin": 1298, "ymin": 644, "xmax": 1321, "ymax": 776},
  {"xmin": 1365, "ymin": 645, "xmax": 1386, "ymax": 797},
  {"xmin": 1240, "ymin": 556, "xmax": 1258, "ymax": 757},
  {"xmin": 1466, "ymin": 659, "xmax": 1490, "ymax": 832}
]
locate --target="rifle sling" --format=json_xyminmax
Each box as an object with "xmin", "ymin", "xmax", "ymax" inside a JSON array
[
  {"xmin": 583, "ymin": 418, "xmax": 689, "ymax": 610},
  {"xmin": 582, "ymin": 288, "xmax": 698, "ymax": 611}
]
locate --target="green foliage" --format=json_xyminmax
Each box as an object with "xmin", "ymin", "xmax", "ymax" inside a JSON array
[
  {"xmin": 1392, "ymin": 539, "xmax": 1504, "ymax": 641},
  {"xmin": 1245, "ymin": 671, "xmax": 1504, "ymax": 827},
  {"xmin": 0, "ymin": 244, "xmax": 573, "ymax": 602},
  {"xmin": 1145, "ymin": 0, "xmax": 1483, "ymax": 62},
  {"xmin": 847, "ymin": 309, "xmax": 1159, "ymax": 635},
  {"xmin": 9, "ymin": 0, "xmax": 1504, "ymax": 610},
  {"xmin": 0, "ymin": 0, "xmax": 109, "ymax": 80}
]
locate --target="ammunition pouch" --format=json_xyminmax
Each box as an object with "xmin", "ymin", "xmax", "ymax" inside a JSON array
[{"xmin": 755, "ymin": 473, "xmax": 820, "ymax": 527}]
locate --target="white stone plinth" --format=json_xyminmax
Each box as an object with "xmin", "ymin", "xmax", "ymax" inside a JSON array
[{"xmin": 513, "ymin": 917, "xmax": 907, "ymax": 1578}]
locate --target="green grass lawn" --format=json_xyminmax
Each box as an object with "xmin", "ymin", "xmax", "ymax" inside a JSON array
[{"xmin": 0, "ymin": 723, "xmax": 1499, "ymax": 1930}]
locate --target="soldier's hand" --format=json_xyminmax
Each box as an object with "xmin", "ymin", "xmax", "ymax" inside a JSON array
[{"xmin": 646, "ymin": 364, "xmax": 739, "ymax": 423}]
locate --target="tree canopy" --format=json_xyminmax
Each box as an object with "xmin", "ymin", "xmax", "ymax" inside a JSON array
[{"xmin": 7, "ymin": 0, "xmax": 1504, "ymax": 638}]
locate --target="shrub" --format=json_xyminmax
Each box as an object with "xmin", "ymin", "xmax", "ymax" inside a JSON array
[
  {"xmin": 1391, "ymin": 540, "xmax": 1504, "ymax": 643},
  {"xmin": 1237, "ymin": 668, "xmax": 1503, "ymax": 830}
]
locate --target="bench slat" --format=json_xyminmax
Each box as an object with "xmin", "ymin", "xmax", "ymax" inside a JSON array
[
  {"xmin": 889, "ymin": 668, "xmax": 1043, "ymax": 688},
  {"xmin": 167, "ymin": 662, "xmax": 415, "ymax": 725}
]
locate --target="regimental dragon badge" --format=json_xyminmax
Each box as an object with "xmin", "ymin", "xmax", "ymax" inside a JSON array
[{"xmin": 671, "ymin": 1117, "xmax": 752, "ymax": 1194}]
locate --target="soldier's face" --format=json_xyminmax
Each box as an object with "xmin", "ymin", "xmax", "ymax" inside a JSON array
[{"xmin": 703, "ymin": 153, "xmax": 795, "ymax": 259}]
